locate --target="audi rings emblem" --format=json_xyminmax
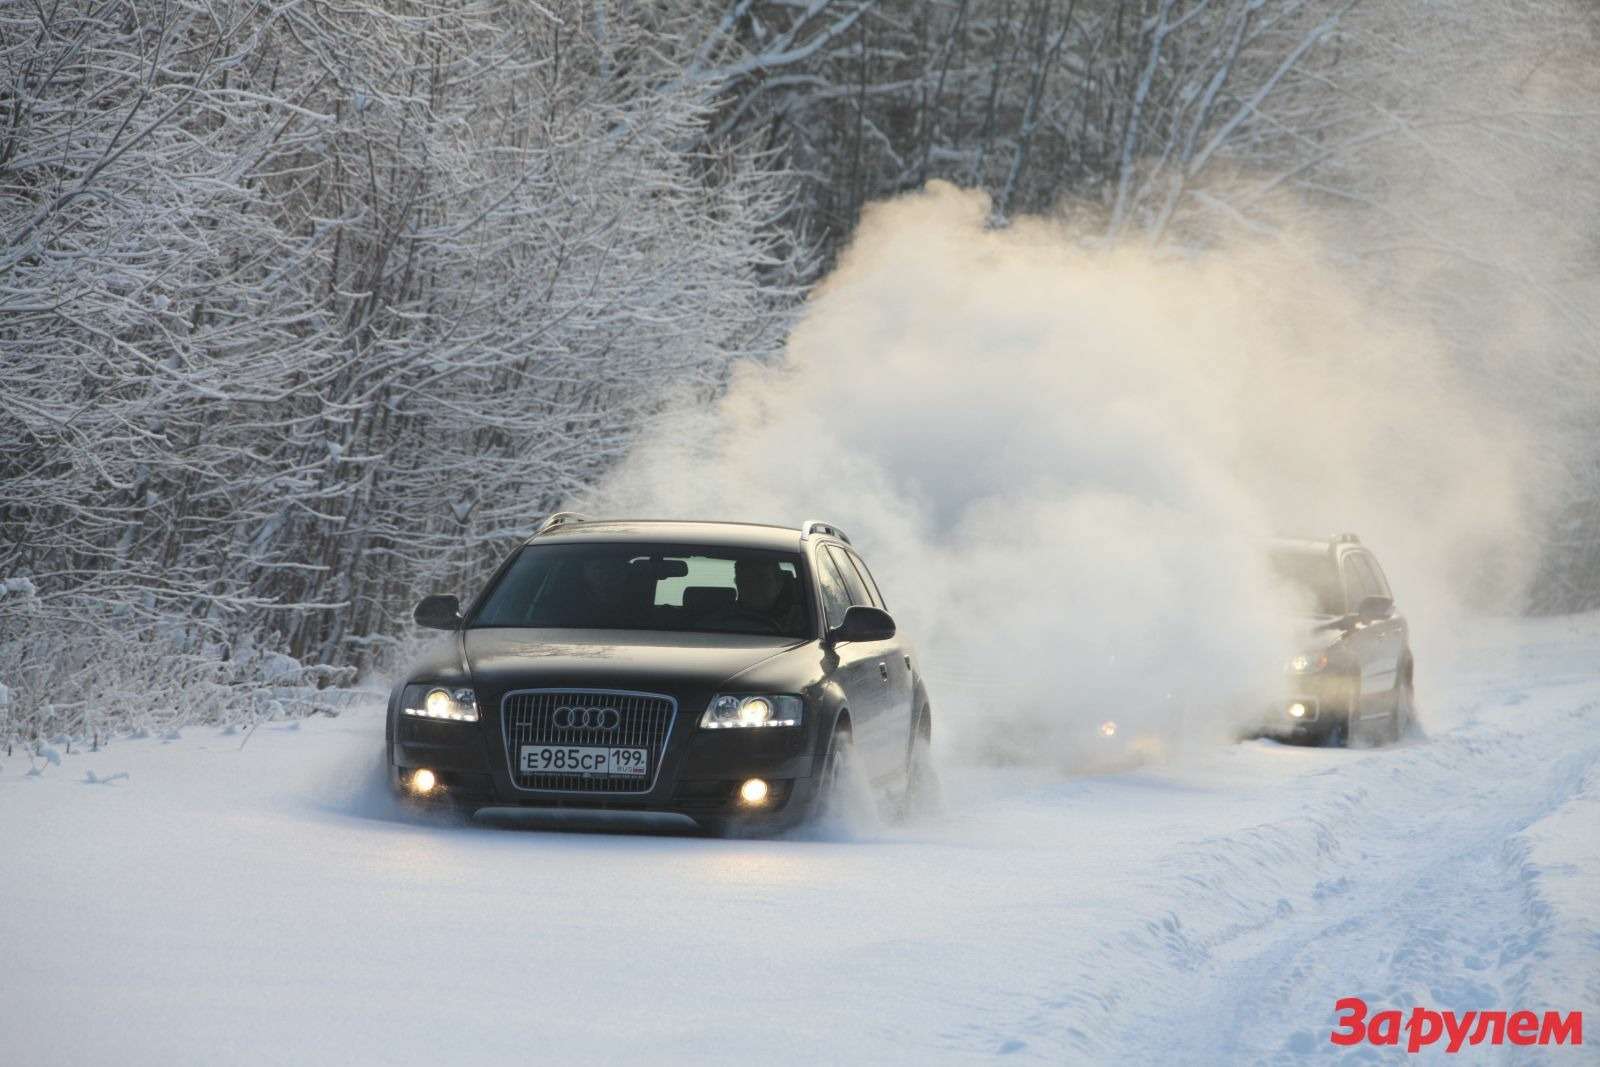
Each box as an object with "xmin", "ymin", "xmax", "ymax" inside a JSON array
[{"xmin": 552, "ymin": 705, "xmax": 621, "ymax": 731}]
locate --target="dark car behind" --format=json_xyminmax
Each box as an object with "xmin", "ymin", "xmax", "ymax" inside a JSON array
[{"xmin": 1264, "ymin": 534, "xmax": 1415, "ymax": 746}]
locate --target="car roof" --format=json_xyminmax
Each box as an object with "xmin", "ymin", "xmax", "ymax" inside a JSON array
[
  {"xmin": 1268, "ymin": 537, "xmax": 1334, "ymax": 554},
  {"xmin": 525, "ymin": 519, "xmax": 806, "ymax": 552},
  {"xmin": 1267, "ymin": 536, "xmax": 1363, "ymax": 557}
]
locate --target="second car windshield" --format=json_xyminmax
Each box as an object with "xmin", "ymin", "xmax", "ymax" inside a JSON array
[
  {"xmin": 1269, "ymin": 549, "xmax": 1345, "ymax": 616},
  {"xmin": 471, "ymin": 543, "xmax": 812, "ymax": 637}
]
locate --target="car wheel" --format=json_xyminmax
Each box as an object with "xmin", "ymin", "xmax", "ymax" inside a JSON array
[
  {"xmin": 1388, "ymin": 660, "xmax": 1415, "ymax": 743},
  {"xmin": 1320, "ymin": 716, "xmax": 1348, "ymax": 748},
  {"xmin": 802, "ymin": 717, "xmax": 877, "ymax": 834},
  {"xmin": 816, "ymin": 720, "xmax": 853, "ymax": 819},
  {"xmin": 1322, "ymin": 678, "xmax": 1358, "ymax": 748},
  {"xmin": 1375, "ymin": 699, "xmax": 1401, "ymax": 745},
  {"xmin": 894, "ymin": 709, "xmax": 940, "ymax": 822}
]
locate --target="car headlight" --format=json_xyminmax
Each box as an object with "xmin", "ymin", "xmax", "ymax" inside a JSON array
[
  {"xmin": 401, "ymin": 684, "xmax": 479, "ymax": 722},
  {"xmin": 1287, "ymin": 652, "xmax": 1329, "ymax": 674},
  {"xmin": 700, "ymin": 694, "xmax": 803, "ymax": 729}
]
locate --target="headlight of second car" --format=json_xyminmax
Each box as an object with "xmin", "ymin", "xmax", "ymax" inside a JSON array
[
  {"xmin": 700, "ymin": 694, "xmax": 803, "ymax": 729},
  {"xmin": 401, "ymin": 684, "xmax": 479, "ymax": 722},
  {"xmin": 1287, "ymin": 652, "xmax": 1329, "ymax": 674}
]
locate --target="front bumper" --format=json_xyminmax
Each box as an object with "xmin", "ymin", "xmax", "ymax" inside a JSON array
[
  {"xmin": 1258, "ymin": 694, "xmax": 1323, "ymax": 740},
  {"xmin": 389, "ymin": 710, "xmax": 819, "ymax": 825}
]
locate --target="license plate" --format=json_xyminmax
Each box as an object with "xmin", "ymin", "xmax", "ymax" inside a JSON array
[{"xmin": 518, "ymin": 744, "xmax": 648, "ymax": 778}]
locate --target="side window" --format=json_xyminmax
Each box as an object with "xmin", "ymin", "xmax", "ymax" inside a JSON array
[
  {"xmin": 844, "ymin": 550, "xmax": 887, "ymax": 609},
  {"xmin": 826, "ymin": 546, "xmax": 872, "ymax": 607},
  {"xmin": 1344, "ymin": 554, "xmax": 1381, "ymax": 604},
  {"xmin": 814, "ymin": 550, "xmax": 853, "ymax": 629},
  {"xmin": 1363, "ymin": 553, "xmax": 1392, "ymax": 598},
  {"xmin": 1340, "ymin": 554, "xmax": 1366, "ymax": 609}
]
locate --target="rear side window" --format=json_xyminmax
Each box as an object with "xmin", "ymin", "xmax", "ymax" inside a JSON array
[
  {"xmin": 826, "ymin": 545, "xmax": 872, "ymax": 607},
  {"xmin": 814, "ymin": 550, "xmax": 854, "ymax": 629}
]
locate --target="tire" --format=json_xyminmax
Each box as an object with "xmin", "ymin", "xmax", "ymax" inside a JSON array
[
  {"xmin": 1359, "ymin": 663, "xmax": 1412, "ymax": 747},
  {"xmin": 1320, "ymin": 715, "xmax": 1348, "ymax": 748},
  {"xmin": 1388, "ymin": 659, "xmax": 1415, "ymax": 743},
  {"xmin": 1374, "ymin": 695, "xmax": 1401, "ymax": 745},
  {"xmin": 814, "ymin": 719, "xmax": 854, "ymax": 823},
  {"xmin": 1321, "ymin": 677, "xmax": 1358, "ymax": 748},
  {"xmin": 894, "ymin": 710, "xmax": 940, "ymax": 822}
]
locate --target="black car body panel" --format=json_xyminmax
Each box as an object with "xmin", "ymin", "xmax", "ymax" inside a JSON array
[{"xmin": 386, "ymin": 518, "xmax": 928, "ymax": 829}]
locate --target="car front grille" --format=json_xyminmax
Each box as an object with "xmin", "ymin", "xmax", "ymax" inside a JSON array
[{"xmin": 501, "ymin": 688, "xmax": 677, "ymax": 794}]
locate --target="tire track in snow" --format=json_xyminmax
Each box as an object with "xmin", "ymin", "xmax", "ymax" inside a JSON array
[{"xmin": 1120, "ymin": 697, "xmax": 1600, "ymax": 1063}]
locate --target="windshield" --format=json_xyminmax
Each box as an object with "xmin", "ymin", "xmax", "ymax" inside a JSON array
[
  {"xmin": 1268, "ymin": 548, "xmax": 1345, "ymax": 616},
  {"xmin": 471, "ymin": 543, "xmax": 812, "ymax": 638}
]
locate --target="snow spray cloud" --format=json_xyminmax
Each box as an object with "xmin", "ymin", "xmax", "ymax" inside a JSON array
[
  {"xmin": 585, "ymin": 179, "xmax": 1538, "ymax": 767},
  {"xmin": 584, "ymin": 7, "xmax": 1596, "ymax": 769}
]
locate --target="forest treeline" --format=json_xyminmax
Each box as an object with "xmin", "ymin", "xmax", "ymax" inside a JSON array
[{"xmin": 2, "ymin": 0, "xmax": 1597, "ymax": 739}]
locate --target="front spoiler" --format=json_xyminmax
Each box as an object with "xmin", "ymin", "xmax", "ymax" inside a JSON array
[{"xmin": 389, "ymin": 749, "xmax": 821, "ymax": 828}]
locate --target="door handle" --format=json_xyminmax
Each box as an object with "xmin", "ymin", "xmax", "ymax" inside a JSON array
[{"xmin": 878, "ymin": 662, "xmax": 889, "ymax": 681}]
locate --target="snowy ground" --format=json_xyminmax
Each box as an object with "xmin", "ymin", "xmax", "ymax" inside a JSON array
[{"xmin": 3, "ymin": 617, "xmax": 1597, "ymax": 1065}]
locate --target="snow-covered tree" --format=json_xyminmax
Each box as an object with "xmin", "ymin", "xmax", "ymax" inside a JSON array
[{"xmin": 0, "ymin": 0, "xmax": 801, "ymax": 740}]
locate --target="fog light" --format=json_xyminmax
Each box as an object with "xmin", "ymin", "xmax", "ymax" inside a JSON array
[
  {"xmin": 410, "ymin": 768, "xmax": 437, "ymax": 795},
  {"xmin": 1288, "ymin": 702, "xmax": 1308, "ymax": 719},
  {"xmin": 739, "ymin": 778, "xmax": 769, "ymax": 805},
  {"xmin": 1099, "ymin": 720, "xmax": 1118, "ymax": 738}
]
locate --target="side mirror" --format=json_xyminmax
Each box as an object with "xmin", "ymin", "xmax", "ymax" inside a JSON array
[
  {"xmin": 1355, "ymin": 594, "xmax": 1393, "ymax": 621},
  {"xmin": 828, "ymin": 605, "xmax": 896, "ymax": 644},
  {"xmin": 414, "ymin": 594, "xmax": 463, "ymax": 630}
]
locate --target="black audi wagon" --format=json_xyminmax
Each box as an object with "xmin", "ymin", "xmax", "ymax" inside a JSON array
[{"xmin": 386, "ymin": 515, "xmax": 935, "ymax": 833}]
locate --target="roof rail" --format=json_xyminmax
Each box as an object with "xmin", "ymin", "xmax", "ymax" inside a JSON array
[
  {"xmin": 801, "ymin": 519, "xmax": 851, "ymax": 544},
  {"xmin": 536, "ymin": 511, "xmax": 590, "ymax": 536},
  {"xmin": 1331, "ymin": 532, "xmax": 1361, "ymax": 545}
]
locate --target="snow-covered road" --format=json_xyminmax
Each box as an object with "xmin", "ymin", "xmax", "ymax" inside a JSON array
[{"xmin": 4, "ymin": 617, "xmax": 1597, "ymax": 1065}]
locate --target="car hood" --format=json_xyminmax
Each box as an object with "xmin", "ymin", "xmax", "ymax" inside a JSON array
[
  {"xmin": 1291, "ymin": 616, "xmax": 1351, "ymax": 652},
  {"xmin": 460, "ymin": 628, "xmax": 808, "ymax": 692}
]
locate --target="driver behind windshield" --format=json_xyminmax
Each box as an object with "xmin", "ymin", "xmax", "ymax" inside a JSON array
[
  {"xmin": 532, "ymin": 555, "xmax": 651, "ymax": 628},
  {"xmin": 735, "ymin": 559, "xmax": 805, "ymax": 633},
  {"xmin": 581, "ymin": 556, "xmax": 632, "ymax": 609}
]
